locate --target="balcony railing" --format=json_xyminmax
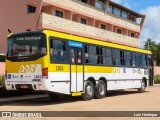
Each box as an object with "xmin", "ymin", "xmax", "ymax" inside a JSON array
[
  {"xmin": 39, "ymin": 12, "xmax": 140, "ymax": 47},
  {"xmin": 45, "ymin": 0, "xmax": 140, "ymax": 32}
]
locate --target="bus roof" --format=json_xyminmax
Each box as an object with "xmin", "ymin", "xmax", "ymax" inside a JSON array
[{"xmin": 43, "ymin": 30, "xmax": 152, "ymax": 55}]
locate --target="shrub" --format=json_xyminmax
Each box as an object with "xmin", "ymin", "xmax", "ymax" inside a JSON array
[
  {"xmin": 154, "ymin": 75, "xmax": 160, "ymax": 84},
  {"xmin": 0, "ymin": 74, "xmax": 5, "ymax": 88}
]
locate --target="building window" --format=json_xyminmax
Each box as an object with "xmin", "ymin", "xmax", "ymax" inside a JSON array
[
  {"xmin": 27, "ymin": 5, "xmax": 36, "ymax": 13},
  {"xmin": 95, "ymin": 0, "xmax": 104, "ymax": 10},
  {"xmin": 26, "ymin": 29, "xmax": 31, "ymax": 32},
  {"xmin": 55, "ymin": 10, "xmax": 63, "ymax": 18},
  {"xmin": 131, "ymin": 33, "xmax": 135, "ymax": 37},
  {"xmin": 80, "ymin": 0, "xmax": 88, "ymax": 3},
  {"xmin": 101, "ymin": 24, "xmax": 106, "ymax": 30},
  {"xmin": 108, "ymin": 5, "xmax": 113, "ymax": 14},
  {"xmin": 113, "ymin": 7, "xmax": 121, "ymax": 17},
  {"xmin": 80, "ymin": 18, "xmax": 87, "ymax": 24},
  {"xmin": 131, "ymin": 17, "xmax": 136, "ymax": 22},
  {"xmin": 122, "ymin": 11, "xmax": 128, "ymax": 19},
  {"xmin": 117, "ymin": 29, "xmax": 122, "ymax": 34}
]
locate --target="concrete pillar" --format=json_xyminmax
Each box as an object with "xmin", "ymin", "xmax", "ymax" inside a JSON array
[
  {"xmin": 104, "ymin": 0, "xmax": 110, "ymax": 13},
  {"xmin": 140, "ymin": 15, "xmax": 146, "ymax": 32},
  {"xmin": 89, "ymin": 0, "xmax": 96, "ymax": 6},
  {"xmin": 88, "ymin": 18, "xmax": 95, "ymax": 26},
  {"xmin": 65, "ymin": 11, "xmax": 72, "ymax": 20}
]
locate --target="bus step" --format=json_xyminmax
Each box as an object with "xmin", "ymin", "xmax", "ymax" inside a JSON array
[{"xmin": 71, "ymin": 92, "xmax": 84, "ymax": 96}]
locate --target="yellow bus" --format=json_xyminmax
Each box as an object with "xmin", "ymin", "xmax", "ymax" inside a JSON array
[{"xmin": 5, "ymin": 30, "xmax": 153, "ymax": 100}]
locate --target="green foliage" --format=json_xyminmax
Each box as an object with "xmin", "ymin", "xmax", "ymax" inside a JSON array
[
  {"xmin": 154, "ymin": 75, "xmax": 160, "ymax": 84},
  {"xmin": 0, "ymin": 74, "xmax": 5, "ymax": 88},
  {"xmin": 144, "ymin": 38, "xmax": 160, "ymax": 66}
]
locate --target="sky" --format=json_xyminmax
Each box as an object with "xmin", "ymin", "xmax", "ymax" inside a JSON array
[{"xmin": 111, "ymin": 0, "xmax": 160, "ymax": 48}]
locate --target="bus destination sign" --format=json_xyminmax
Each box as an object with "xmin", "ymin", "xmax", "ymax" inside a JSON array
[{"xmin": 16, "ymin": 36, "xmax": 41, "ymax": 41}]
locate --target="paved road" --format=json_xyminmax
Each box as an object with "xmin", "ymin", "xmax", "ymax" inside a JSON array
[{"xmin": 0, "ymin": 86, "xmax": 160, "ymax": 120}]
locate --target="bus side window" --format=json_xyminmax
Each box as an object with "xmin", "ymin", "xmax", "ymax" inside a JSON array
[
  {"xmin": 135, "ymin": 53, "xmax": 140, "ymax": 67},
  {"xmin": 142, "ymin": 54, "xmax": 146, "ymax": 68},
  {"xmin": 113, "ymin": 49, "xmax": 121, "ymax": 66},
  {"xmin": 148, "ymin": 55, "xmax": 152, "ymax": 68},
  {"xmin": 97, "ymin": 46, "xmax": 101, "ymax": 64},
  {"xmin": 112, "ymin": 49, "xmax": 116, "ymax": 65},
  {"xmin": 124, "ymin": 51, "xmax": 132, "ymax": 67},
  {"xmin": 132, "ymin": 53, "xmax": 136, "ymax": 67},
  {"xmin": 50, "ymin": 38, "xmax": 67, "ymax": 63},
  {"xmin": 88, "ymin": 45, "xmax": 97, "ymax": 64},
  {"xmin": 85, "ymin": 45, "xmax": 89, "ymax": 64},
  {"xmin": 70, "ymin": 49, "xmax": 75, "ymax": 64},
  {"xmin": 146, "ymin": 55, "xmax": 149, "ymax": 67},
  {"xmin": 120, "ymin": 50, "xmax": 124, "ymax": 66},
  {"xmin": 139, "ymin": 54, "xmax": 143, "ymax": 68},
  {"xmin": 105, "ymin": 48, "xmax": 112, "ymax": 65}
]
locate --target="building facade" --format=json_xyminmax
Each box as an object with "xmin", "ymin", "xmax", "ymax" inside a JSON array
[{"xmin": 0, "ymin": 0, "xmax": 145, "ymax": 54}]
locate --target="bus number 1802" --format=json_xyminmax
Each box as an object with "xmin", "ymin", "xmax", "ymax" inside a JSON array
[{"xmin": 56, "ymin": 66, "xmax": 64, "ymax": 71}]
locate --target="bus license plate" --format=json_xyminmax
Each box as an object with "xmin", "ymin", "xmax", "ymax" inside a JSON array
[{"xmin": 21, "ymin": 85, "xmax": 28, "ymax": 89}]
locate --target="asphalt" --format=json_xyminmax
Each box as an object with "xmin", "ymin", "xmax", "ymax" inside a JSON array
[
  {"xmin": 0, "ymin": 84, "xmax": 159, "ymax": 105},
  {"xmin": 0, "ymin": 94, "xmax": 49, "ymax": 105}
]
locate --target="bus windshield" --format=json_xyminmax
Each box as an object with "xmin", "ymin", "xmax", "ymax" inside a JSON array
[{"xmin": 7, "ymin": 33, "xmax": 46, "ymax": 61}]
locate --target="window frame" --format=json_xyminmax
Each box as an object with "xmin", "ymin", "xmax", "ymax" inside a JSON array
[
  {"xmin": 101, "ymin": 24, "xmax": 106, "ymax": 30},
  {"xmin": 27, "ymin": 5, "xmax": 36, "ymax": 14},
  {"xmin": 55, "ymin": 10, "xmax": 64, "ymax": 18},
  {"xmin": 49, "ymin": 37, "xmax": 68, "ymax": 64},
  {"xmin": 80, "ymin": 18, "xmax": 87, "ymax": 24},
  {"xmin": 117, "ymin": 29, "xmax": 122, "ymax": 34},
  {"xmin": 49, "ymin": 37, "xmax": 151, "ymax": 69}
]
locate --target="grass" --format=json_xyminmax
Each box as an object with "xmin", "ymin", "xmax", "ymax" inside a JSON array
[
  {"xmin": 0, "ymin": 74, "xmax": 5, "ymax": 88},
  {"xmin": 154, "ymin": 75, "xmax": 160, "ymax": 84}
]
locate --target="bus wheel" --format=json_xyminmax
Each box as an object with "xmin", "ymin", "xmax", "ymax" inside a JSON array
[
  {"xmin": 138, "ymin": 80, "xmax": 145, "ymax": 93},
  {"xmin": 81, "ymin": 81, "xmax": 94, "ymax": 100},
  {"xmin": 95, "ymin": 80, "xmax": 106, "ymax": 99},
  {"xmin": 48, "ymin": 92, "xmax": 60, "ymax": 100}
]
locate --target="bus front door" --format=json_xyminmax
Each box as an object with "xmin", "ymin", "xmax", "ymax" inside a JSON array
[{"xmin": 70, "ymin": 48, "xmax": 84, "ymax": 93}]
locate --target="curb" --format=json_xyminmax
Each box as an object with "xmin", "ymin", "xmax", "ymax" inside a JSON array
[{"xmin": 0, "ymin": 94, "xmax": 49, "ymax": 105}]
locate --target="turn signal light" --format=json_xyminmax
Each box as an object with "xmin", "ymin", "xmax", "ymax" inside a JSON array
[{"xmin": 42, "ymin": 68, "xmax": 48, "ymax": 79}]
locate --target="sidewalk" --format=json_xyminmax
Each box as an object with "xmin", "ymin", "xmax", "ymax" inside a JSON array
[{"xmin": 154, "ymin": 84, "xmax": 160, "ymax": 87}]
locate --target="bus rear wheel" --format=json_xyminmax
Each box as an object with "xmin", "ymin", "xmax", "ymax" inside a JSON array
[
  {"xmin": 95, "ymin": 80, "xmax": 106, "ymax": 99},
  {"xmin": 138, "ymin": 80, "xmax": 145, "ymax": 93},
  {"xmin": 81, "ymin": 81, "xmax": 94, "ymax": 100}
]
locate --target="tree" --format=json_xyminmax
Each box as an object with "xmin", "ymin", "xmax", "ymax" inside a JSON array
[
  {"xmin": 143, "ymin": 38, "xmax": 160, "ymax": 66},
  {"xmin": 156, "ymin": 43, "xmax": 160, "ymax": 66}
]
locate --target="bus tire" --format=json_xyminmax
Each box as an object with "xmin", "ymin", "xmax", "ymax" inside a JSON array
[
  {"xmin": 95, "ymin": 80, "xmax": 106, "ymax": 99},
  {"xmin": 138, "ymin": 80, "xmax": 145, "ymax": 93},
  {"xmin": 48, "ymin": 92, "xmax": 60, "ymax": 100},
  {"xmin": 81, "ymin": 81, "xmax": 94, "ymax": 100}
]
